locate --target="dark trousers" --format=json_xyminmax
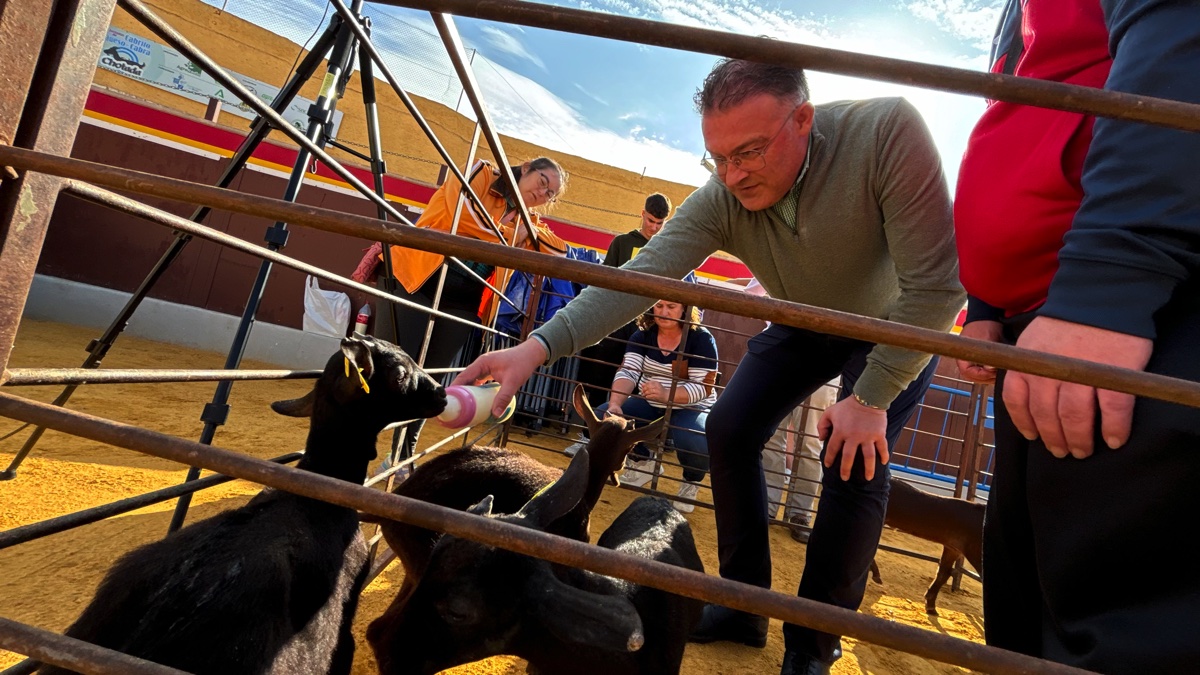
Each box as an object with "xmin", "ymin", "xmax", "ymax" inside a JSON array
[
  {"xmin": 985, "ymin": 295, "xmax": 1200, "ymax": 673},
  {"xmin": 704, "ymin": 323, "xmax": 937, "ymax": 662},
  {"xmin": 375, "ymin": 272, "xmax": 482, "ymax": 459}
]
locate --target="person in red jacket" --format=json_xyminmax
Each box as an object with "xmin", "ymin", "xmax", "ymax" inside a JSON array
[{"xmin": 955, "ymin": 1, "xmax": 1200, "ymax": 670}]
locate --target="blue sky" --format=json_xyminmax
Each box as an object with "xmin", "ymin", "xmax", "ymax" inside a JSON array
[{"xmin": 203, "ymin": 0, "xmax": 1005, "ymax": 188}]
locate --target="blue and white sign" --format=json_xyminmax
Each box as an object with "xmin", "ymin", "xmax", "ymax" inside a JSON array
[{"xmin": 98, "ymin": 27, "xmax": 342, "ymax": 135}]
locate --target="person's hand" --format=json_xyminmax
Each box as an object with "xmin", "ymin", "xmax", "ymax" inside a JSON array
[
  {"xmin": 605, "ymin": 403, "xmax": 624, "ymax": 418},
  {"xmin": 956, "ymin": 320, "xmax": 1003, "ymax": 384},
  {"xmin": 639, "ymin": 380, "xmax": 667, "ymax": 403},
  {"xmin": 1003, "ymin": 316, "xmax": 1152, "ymax": 459},
  {"xmin": 818, "ymin": 396, "xmax": 889, "ymax": 481},
  {"xmin": 451, "ymin": 339, "xmax": 547, "ymax": 417}
]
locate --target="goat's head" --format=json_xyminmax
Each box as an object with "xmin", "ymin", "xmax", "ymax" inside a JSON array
[
  {"xmin": 572, "ymin": 384, "xmax": 666, "ymax": 487},
  {"xmin": 367, "ymin": 447, "xmax": 645, "ymax": 675},
  {"xmin": 270, "ymin": 335, "xmax": 447, "ymax": 432}
]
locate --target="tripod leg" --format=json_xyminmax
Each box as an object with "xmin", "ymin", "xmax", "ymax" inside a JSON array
[
  {"xmin": 0, "ymin": 22, "xmax": 342, "ymax": 480},
  {"xmin": 357, "ymin": 30, "xmax": 402, "ymax": 343},
  {"xmin": 167, "ymin": 6, "xmax": 364, "ymax": 532}
]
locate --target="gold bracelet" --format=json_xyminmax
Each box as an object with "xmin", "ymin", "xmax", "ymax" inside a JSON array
[{"xmin": 852, "ymin": 393, "xmax": 886, "ymax": 411}]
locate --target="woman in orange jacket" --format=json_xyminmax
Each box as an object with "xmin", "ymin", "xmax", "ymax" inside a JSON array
[{"xmin": 352, "ymin": 156, "xmax": 567, "ymax": 458}]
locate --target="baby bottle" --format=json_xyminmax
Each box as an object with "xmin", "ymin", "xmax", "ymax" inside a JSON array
[{"xmin": 435, "ymin": 383, "xmax": 516, "ymax": 429}]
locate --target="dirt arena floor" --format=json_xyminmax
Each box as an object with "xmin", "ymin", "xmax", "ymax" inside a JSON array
[{"xmin": 1, "ymin": 320, "xmax": 984, "ymax": 673}]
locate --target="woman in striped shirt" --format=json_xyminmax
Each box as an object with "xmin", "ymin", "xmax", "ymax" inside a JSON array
[{"xmin": 596, "ymin": 299, "xmax": 718, "ymax": 512}]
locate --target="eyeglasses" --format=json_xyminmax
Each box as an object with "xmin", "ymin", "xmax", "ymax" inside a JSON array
[
  {"xmin": 534, "ymin": 170, "xmax": 559, "ymax": 203},
  {"xmin": 703, "ymin": 107, "xmax": 798, "ymax": 175}
]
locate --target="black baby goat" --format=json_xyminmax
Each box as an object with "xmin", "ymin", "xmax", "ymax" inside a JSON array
[
  {"xmin": 40, "ymin": 336, "xmax": 445, "ymax": 675},
  {"xmin": 368, "ymin": 447, "xmax": 705, "ymax": 675}
]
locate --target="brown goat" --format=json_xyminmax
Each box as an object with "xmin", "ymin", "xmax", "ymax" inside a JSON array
[
  {"xmin": 373, "ymin": 385, "xmax": 665, "ymax": 618},
  {"xmin": 871, "ymin": 477, "xmax": 984, "ymax": 615}
]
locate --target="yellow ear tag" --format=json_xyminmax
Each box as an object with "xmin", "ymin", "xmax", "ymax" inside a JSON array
[
  {"xmin": 344, "ymin": 357, "xmax": 370, "ymax": 394},
  {"xmin": 528, "ymin": 477, "xmax": 556, "ymax": 501}
]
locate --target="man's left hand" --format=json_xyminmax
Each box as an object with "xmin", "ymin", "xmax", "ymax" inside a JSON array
[
  {"xmin": 818, "ymin": 396, "xmax": 889, "ymax": 481},
  {"xmin": 1003, "ymin": 316, "xmax": 1153, "ymax": 459}
]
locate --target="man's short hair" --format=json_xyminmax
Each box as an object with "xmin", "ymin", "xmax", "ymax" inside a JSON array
[
  {"xmin": 694, "ymin": 59, "xmax": 810, "ymax": 114},
  {"xmin": 644, "ymin": 193, "xmax": 672, "ymax": 220}
]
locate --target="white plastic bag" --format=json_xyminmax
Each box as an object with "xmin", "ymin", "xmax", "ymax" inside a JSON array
[{"xmin": 302, "ymin": 275, "xmax": 351, "ymax": 337}]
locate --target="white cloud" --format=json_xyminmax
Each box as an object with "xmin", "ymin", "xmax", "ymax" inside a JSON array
[
  {"xmin": 536, "ymin": 0, "xmax": 999, "ymax": 186},
  {"xmin": 478, "ymin": 25, "xmax": 547, "ymax": 72},
  {"xmin": 573, "ymin": 82, "xmax": 610, "ymax": 107},
  {"xmin": 469, "ymin": 57, "xmax": 714, "ymax": 184},
  {"xmin": 903, "ymin": 0, "xmax": 1002, "ymax": 50},
  {"xmin": 205, "ymin": 0, "xmax": 1001, "ymax": 189}
]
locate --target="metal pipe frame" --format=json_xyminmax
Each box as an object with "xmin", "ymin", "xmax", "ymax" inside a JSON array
[
  {"xmin": 60, "ymin": 180, "xmax": 500, "ymax": 336},
  {"xmin": 375, "ymin": 0, "xmax": 1200, "ymax": 134},
  {"xmin": 1, "ymin": 368, "xmax": 320, "ymax": 387},
  {"xmin": 0, "ymin": 13, "xmax": 347, "ymax": 481},
  {"xmin": 430, "ymin": 12, "xmax": 540, "ymax": 246},
  {"xmin": 0, "ymin": 0, "xmax": 117, "ymax": 376},
  {"xmin": 0, "ymin": 618, "xmax": 186, "ymax": 675},
  {"xmin": 0, "ymin": 452, "xmax": 303, "ymax": 551},
  {"xmin": 0, "ymin": 0, "xmax": 120, "ymax": 481},
  {"xmin": 0, "ymin": 392, "xmax": 1089, "ymax": 675},
  {"xmin": 115, "ymin": 0, "xmax": 520, "ymax": 312},
  {"xmin": 2, "ymin": 2, "xmax": 1193, "ymax": 671},
  {"xmin": 3, "ymin": 144, "xmax": 1197, "ymax": 411},
  {"xmin": 324, "ymin": 0, "xmax": 520, "ymax": 253}
]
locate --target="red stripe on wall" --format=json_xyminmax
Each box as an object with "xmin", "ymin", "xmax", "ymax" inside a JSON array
[{"xmin": 84, "ymin": 89, "xmax": 751, "ymax": 280}]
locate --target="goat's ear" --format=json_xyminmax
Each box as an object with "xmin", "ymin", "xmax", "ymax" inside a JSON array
[
  {"xmin": 271, "ymin": 388, "xmax": 316, "ymax": 417},
  {"xmin": 340, "ymin": 337, "xmax": 375, "ymax": 383},
  {"xmin": 572, "ymin": 385, "xmax": 602, "ymax": 437},
  {"xmin": 532, "ymin": 570, "xmax": 644, "ymax": 653},
  {"xmin": 517, "ymin": 448, "xmax": 589, "ymax": 528},
  {"xmin": 608, "ymin": 472, "xmax": 620, "ymax": 487},
  {"xmin": 623, "ymin": 416, "xmax": 666, "ymax": 447},
  {"xmin": 467, "ymin": 495, "xmax": 494, "ymax": 517}
]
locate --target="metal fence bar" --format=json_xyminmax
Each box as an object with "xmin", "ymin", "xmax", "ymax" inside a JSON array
[
  {"xmin": 0, "ymin": 452, "xmax": 303, "ymax": 551},
  {"xmin": 1, "ymin": 368, "xmax": 321, "ymax": 387},
  {"xmin": 0, "ymin": 2, "xmax": 54, "ymax": 147},
  {"xmin": 61, "ymin": 180, "xmax": 501, "ymax": 336},
  {"xmin": 0, "ymin": 617, "xmax": 187, "ymax": 675},
  {"xmin": 0, "ymin": 392, "xmax": 1090, "ymax": 675},
  {"xmin": 0, "ymin": 0, "xmax": 116, "ymax": 375},
  {"xmin": 375, "ymin": 0, "xmax": 1200, "ymax": 133},
  {"xmin": 4, "ymin": 147, "xmax": 1200, "ymax": 408},
  {"xmin": 429, "ymin": 12, "xmax": 540, "ymax": 247},
  {"xmin": 114, "ymin": 0, "xmax": 519, "ymax": 313},
  {"xmin": 326, "ymin": 0, "xmax": 532, "ymax": 262}
]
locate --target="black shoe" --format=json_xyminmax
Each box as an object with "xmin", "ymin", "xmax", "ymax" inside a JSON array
[
  {"xmin": 687, "ymin": 604, "xmax": 768, "ymax": 648},
  {"xmin": 780, "ymin": 649, "xmax": 831, "ymax": 675},
  {"xmin": 787, "ymin": 515, "xmax": 812, "ymax": 544}
]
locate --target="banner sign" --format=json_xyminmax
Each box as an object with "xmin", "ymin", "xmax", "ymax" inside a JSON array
[{"xmin": 98, "ymin": 26, "xmax": 342, "ymax": 135}]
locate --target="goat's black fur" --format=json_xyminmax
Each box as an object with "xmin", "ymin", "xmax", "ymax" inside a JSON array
[
  {"xmin": 40, "ymin": 336, "xmax": 445, "ymax": 675},
  {"xmin": 369, "ymin": 449, "xmax": 704, "ymax": 675},
  {"xmin": 373, "ymin": 386, "xmax": 664, "ymax": 620}
]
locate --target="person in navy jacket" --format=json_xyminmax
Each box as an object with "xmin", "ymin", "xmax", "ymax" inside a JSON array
[{"xmin": 955, "ymin": 1, "xmax": 1200, "ymax": 670}]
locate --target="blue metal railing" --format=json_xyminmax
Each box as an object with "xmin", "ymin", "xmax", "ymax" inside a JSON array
[{"xmin": 891, "ymin": 382, "xmax": 993, "ymax": 492}]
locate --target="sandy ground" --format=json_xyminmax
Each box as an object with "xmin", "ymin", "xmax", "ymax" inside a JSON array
[{"xmin": 0, "ymin": 320, "xmax": 983, "ymax": 673}]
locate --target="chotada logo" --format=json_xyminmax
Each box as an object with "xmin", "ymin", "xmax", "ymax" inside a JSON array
[{"xmin": 101, "ymin": 46, "xmax": 146, "ymax": 75}]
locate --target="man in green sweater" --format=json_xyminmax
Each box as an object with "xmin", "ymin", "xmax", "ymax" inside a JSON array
[{"xmin": 454, "ymin": 59, "xmax": 964, "ymax": 674}]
